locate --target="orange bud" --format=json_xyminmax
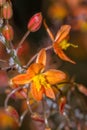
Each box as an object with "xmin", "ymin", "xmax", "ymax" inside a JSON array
[
  {"xmin": 6, "ymin": 106, "xmax": 19, "ymax": 124},
  {"xmin": 0, "ymin": 0, "xmax": 6, "ymax": 6},
  {"xmin": 2, "ymin": 24, "xmax": 14, "ymax": 41},
  {"xmin": 0, "ymin": 108, "xmax": 19, "ymax": 129},
  {"xmin": 2, "ymin": 2, "xmax": 13, "ymax": 19},
  {"xmin": 27, "ymin": 12, "xmax": 42, "ymax": 32}
]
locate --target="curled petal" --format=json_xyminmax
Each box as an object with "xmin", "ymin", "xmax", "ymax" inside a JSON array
[
  {"xmin": 10, "ymin": 74, "xmax": 32, "ymax": 85},
  {"xmin": 43, "ymin": 19, "xmax": 54, "ymax": 41},
  {"xmin": 44, "ymin": 69, "xmax": 67, "ymax": 85},
  {"xmin": 53, "ymin": 43, "xmax": 76, "ymax": 64},
  {"xmin": 27, "ymin": 63, "xmax": 44, "ymax": 74},
  {"xmin": 45, "ymin": 84, "xmax": 55, "ymax": 99},
  {"xmin": 55, "ymin": 25, "xmax": 71, "ymax": 43},
  {"xmin": 36, "ymin": 49, "xmax": 46, "ymax": 66},
  {"xmin": 30, "ymin": 82, "xmax": 43, "ymax": 101}
]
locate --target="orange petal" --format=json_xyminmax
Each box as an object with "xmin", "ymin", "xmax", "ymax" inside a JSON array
[
  {"xmin": 36, "ymin": 49, "xmax": 46, "ymax": 66},
  {"xmin": 44, "ymin": 69, "xmax": 67, "ymax": 85},
  {"xmin": 43, "ymin": 19, "xmax": 54, "ymax": 41},
  {"xmin": 11, "ymin": 74, "xmax": 32, "ymax": 85},
  {"xmin": 30, "ymin": 82, "xmax": 43, "ymax": 101},
  {"xmin": 27, "ymin": 63, "xmax": 44, "ymax": 74},
  {"xmin": 53, "ymin": 42, "xmax": 76, "ymax": 64},
  {"xmin": 44, "ymin": 85, "xmax": 55, "ymax": 99},
  {"xmin": 55, "ymin": 25, "xmax": 71, "ymax": 43}
]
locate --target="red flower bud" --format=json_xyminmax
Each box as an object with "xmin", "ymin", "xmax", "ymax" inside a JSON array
[
  {"xmin": 59, "ymin": 96, "xmax": 66, "ymax": 114},
  {"xmin": 2, "ymin": 24, "xmax": 14, "ymax": 41},
  {"xmin": 27, "ymin": 12, "xmax": 42, "ymax": 32},
  {"xmin": 0, "ymin": 0, "xmax": 6, "ymax": 6},
  {"xmin": 2, "ymin": 2, "xmax": 13, "ymax": 19}
]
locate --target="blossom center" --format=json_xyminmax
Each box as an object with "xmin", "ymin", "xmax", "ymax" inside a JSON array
[
  {"xmin": 32, "ymin": 74, "xmax": 47, "ymax": 92},
  {"xmin": 59, "ymin": 40, "xmax": 78, "ymax": 50}
]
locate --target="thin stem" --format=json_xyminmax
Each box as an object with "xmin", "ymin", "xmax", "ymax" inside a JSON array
[
  {"xmin": 16, "ymin": 30, "xmax": 30, "ymax": 53},
  {"xmin": 42, "ymin": 95, "xmax": 49, "ymax": 128},
  {"xmin": 26, "ymin": 85, "xmax": 33, "ymax": 114},
  {"xmin": 26, "ymin": 45, "xmax": 52, "ymax": 67},
  {"xmin": 0, "ymin": 65, "xmax": 15, "ymax": 71},
  {"xmin": 19, "ymin": 109, "xmax": 29, "ymax": 126},
  {"xmin": 4, "ymin": 85, "xmax": 28, "ymax": 108}
]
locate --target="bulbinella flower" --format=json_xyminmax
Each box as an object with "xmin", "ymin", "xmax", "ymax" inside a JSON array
[
  {"xmin": 10, "ymin": 49, "xmax": 67, "ymax": 101},
  {"xmin": 43, "ymin": 20, "xmax": 78, "ymax": 64}
]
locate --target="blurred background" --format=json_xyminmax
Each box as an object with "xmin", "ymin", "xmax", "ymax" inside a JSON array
[{"xmin": 0, "ymin": 0, "xmax": 87, "ymax": 129}]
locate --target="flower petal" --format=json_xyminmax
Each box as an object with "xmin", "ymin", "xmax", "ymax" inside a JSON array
[
  {"xmin": 10, "ymin": 74, "xmax": 31, "ymax": 85},
  {"xmin": 27, "ymin": 63, "xmax": 44, "ymax": 74},
  {"xmin": 44, "ymin": 69, "xmax": 67, "ymax": 85},
  {"xmin": 55, "ymin": 25, "xmax": 71, "ymax": 43},
  {"xmin": 53, "ymin": 43, "xmax": 76, "ymax": 64},
  {"xmin": 44, "ymin": 84, "xmax": 55, "ymax": 99},
  {"xmin": 43, "ymin": 19, "xmax": 54, "ymax": 41},
  {"xmin": 30, "ymin": 82, "xmax": 43, "ymax": 101},
  {"xmin": 36, "ymin": 49, "xmax": 46, "ymax": 66}
]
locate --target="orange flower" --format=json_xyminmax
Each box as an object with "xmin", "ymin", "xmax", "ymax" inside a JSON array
[
  {"xmin": 10, "ymin": 49, "xmax": 67, "ymax": 101},
  {"xmin": 44, "ymin": 20, "xmax": 78, "ymax": 64}
]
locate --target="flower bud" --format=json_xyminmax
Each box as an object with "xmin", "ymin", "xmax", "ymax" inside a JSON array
[
  {"xmin": 2, "ymin": 24, "xmax": 14, "ymax": 41},
  {"xmin": 2, "ymin": 2, "xmax": 13, "ymax": 19},
  {"xmin": 0, "ymin": 107, "xmax": 19, "ymax": 129},
  {"xmin": 59, "ymin": 96, "xmax": 66, "ymax": 114},
  {"xmin": 6, "ymin": 106, "xmax": 19, "ymax": 123},
  {"xmin": 27, "ymin": 12, "xmax": 42, "ymax": 32},
  {"xmin": 0, "ymin": 0, "xmax": 6, "ymax": 6}
]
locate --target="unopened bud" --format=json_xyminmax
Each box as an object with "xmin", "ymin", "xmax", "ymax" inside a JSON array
[
  {"xmin": 2, "ymin": 24, "xmax": 14, "ymax": 41},
  {"xmin": 59, "ymin": 96, "xmax": 66, "ymax": 114},
  {"xmin": 27, "ymin": 12, "xmax": 42, "ymax": 32},
  {"xmin": 2, "ymin": 2, "xmax": 13, "ymax": 19}
]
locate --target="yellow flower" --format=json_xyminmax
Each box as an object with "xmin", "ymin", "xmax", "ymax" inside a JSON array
[
  {"xmin": 10, "ymin": 49, "xmax": 67, "ymax": 101},
  {"xmin": 44, "ymin": 20, "xmax": 78, "ymax": 64}
]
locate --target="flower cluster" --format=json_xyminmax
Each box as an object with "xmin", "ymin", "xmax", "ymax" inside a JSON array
[{"xmin": 0, "ymin": 0, "xmax": 87, "ymax": 130}]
